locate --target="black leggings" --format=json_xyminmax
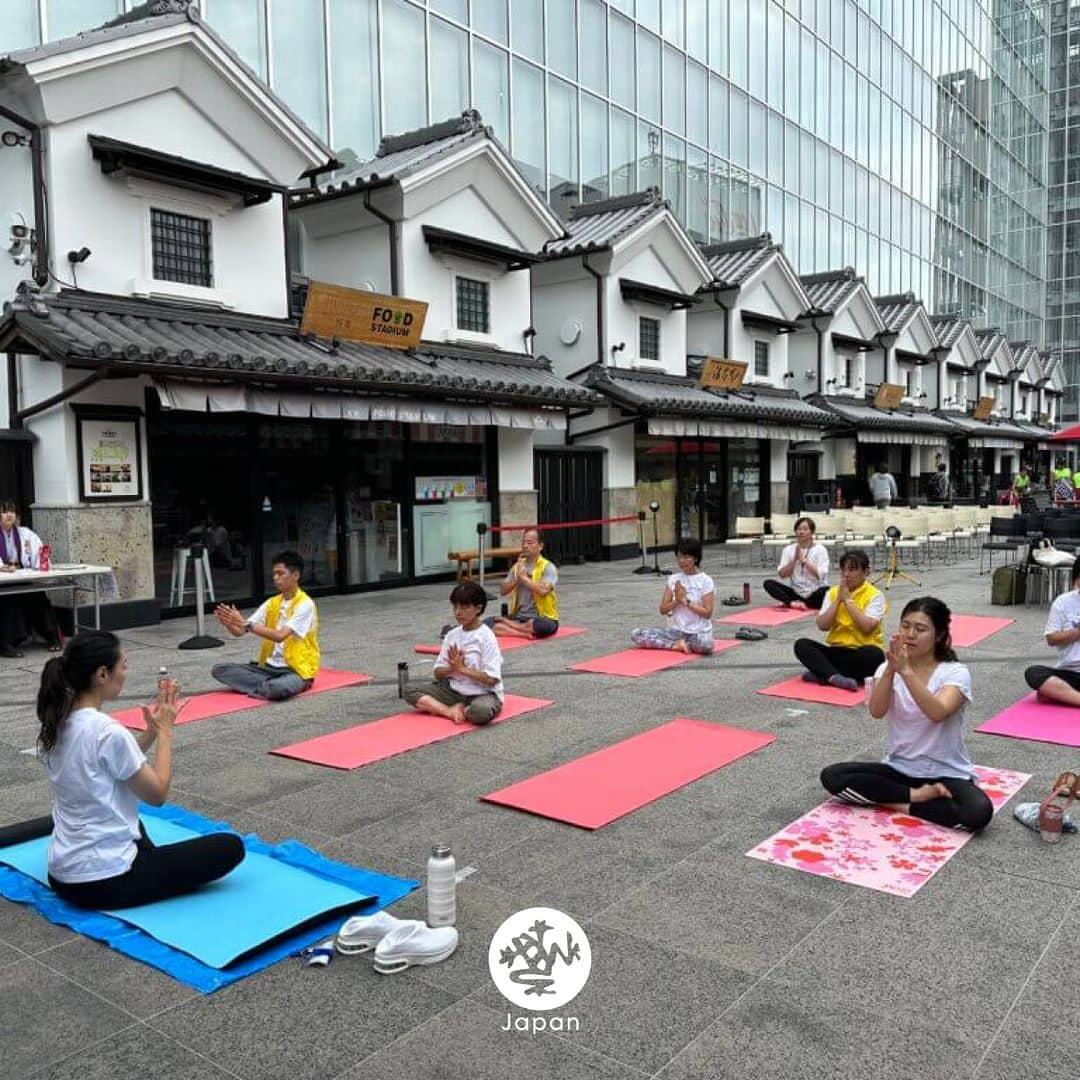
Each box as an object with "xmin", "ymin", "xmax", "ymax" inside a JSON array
[
  {"xmin": 794, "ymin": 640, "xmax": 884, "ymax": 682},
  {"xmin": 1024, "ymin": 665, "xmax": 1080, "ymax": 693},
  {"xmin": 821, "ymin": 761, "xmax": 994, "ymax": 832},
  {"xmin": 763, "ymin": 580, "xmax": 828, "ymax": 609},
  {"xmin": 48, "ymin": 821, "xmax": 244, "ymax": 910}
]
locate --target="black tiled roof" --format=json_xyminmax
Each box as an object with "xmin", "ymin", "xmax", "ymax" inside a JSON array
[
  {"xmin": 800, "ymin": 267, "xmax": 863, "ymax": 313},
  {"xmin": 0, "ymin": 291, "xmax": 599, "ymax": 409},
  {"xmin": 927, "ymin": 315, "xmax": 968, "ymax": 349},
  {"xmin": 939, "ymin": 412, "xmax": 1034, "ymax": 442},
  {"xmin": 873, "ymin": 292, "xmax": 921, "ymax": 333},
  {"xmin": 814, "ymin": 396, "xmax": 958, "ymax": 435},
  {"xmin": 700, "ymin": 234, "xmax": 779, "ymax": 288},
  {"xmin": 544, "ymin": 189, "xmax": 667, "ymax": 256},
  {"xmin": 586, "ymin": 366, "xmax": 834, "ymax": 426}
]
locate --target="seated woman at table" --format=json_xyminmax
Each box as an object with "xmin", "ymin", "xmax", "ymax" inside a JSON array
[
  {"xmin": 37, "ymin": 631, "xmax": 244, "ymax": 908},
  {"xmin": 0, "ymin": 499, "xmax": 60, "ymax": 659},
  {"xmin": 793, "ymin": 549, "xmax": 886, "ymax": 691},
  {"xmin": 1024, "ymin": 556, "xmax": 1080, "ymax": 707},
  {"xmin": 821, "ymin": 597, "xmax": 993, "ymax": 832}
]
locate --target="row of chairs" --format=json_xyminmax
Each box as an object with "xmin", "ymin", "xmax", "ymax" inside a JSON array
[{"xmin": 725, "ymin": 506, "xmax": 1018, "ymax": 569}]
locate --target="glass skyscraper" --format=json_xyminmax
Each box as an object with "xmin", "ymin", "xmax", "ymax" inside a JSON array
[{"xmin": 2, "ymin": 1, "xmax": 1052, "ymax": 352}]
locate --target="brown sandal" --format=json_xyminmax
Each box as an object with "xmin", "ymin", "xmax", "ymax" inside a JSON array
[{"xmin": 1038, "ymin": 772, "xmax": 1078, "ymax": 842}]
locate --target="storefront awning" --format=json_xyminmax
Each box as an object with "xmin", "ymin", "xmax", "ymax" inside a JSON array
[
  {"xmin": 937, "ymin": 412, "xmax": 1030, "ymax": 450},
  {"xmin": 154, "ymin": 380, "xmax": 566, "ymax": 429},
  {"xmin": 647, "ymin": 418, "xmax": 824, "ymax": 440},
  {"xmin": 814, "ymin": 396, "xmax": 957, "ymax": 440},
  {"xmin": 0, "ymin": 290, "xmax": 601, "ymax": 414},
  {"xmin": 855, "ymin": 430, "xmax": 948, "ymax": 447}
]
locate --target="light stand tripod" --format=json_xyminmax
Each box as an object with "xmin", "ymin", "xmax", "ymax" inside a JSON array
[
  {"xmin": 873, "ymin": 527, "xmax": 920, "ymax": 590},
  {"xmin": 645, "ymin": 500, "xmax": 669, "ymax": 576}
]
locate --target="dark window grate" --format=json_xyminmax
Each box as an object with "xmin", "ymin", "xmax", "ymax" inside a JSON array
[
  {"xmin": 151, "ymin": 208, "xmax": 212, "ymax": 287},
  {"xmin": 456, "ymin": 277, "xmax": 490, "ymax": 333},
  {"xmin": 754, "ymin": 340, "xmax": 770, "ymax": 377},
  {"xmin": 639, "ymin": 316, "xmax": 660, "ymax": 360}
]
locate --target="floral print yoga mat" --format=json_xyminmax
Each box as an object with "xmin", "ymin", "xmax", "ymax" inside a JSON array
[{"xmin": 746, "ymin": 766, "xmax": 1030, "ymax": 897}]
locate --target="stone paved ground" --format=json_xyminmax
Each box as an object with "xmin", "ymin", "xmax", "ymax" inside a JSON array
[{"xmin": 1, "ymin": 546, "xmax": 1078, "ymax": 1079}]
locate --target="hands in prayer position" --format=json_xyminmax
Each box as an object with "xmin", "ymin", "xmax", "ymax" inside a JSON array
[{"xmin": 214, "ymin": 603, "xmax": 247, "ymax": 637}]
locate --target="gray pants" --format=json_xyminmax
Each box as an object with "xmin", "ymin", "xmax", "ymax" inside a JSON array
[
  {"xmin": 402, "ymin": 678, "xmax": 502, "ymax": 726},
  {"xmin": 630, "ymin": 627, "xmax": 715, "ymax": 654},
  {"xmin": 211, "ymin": 662, "xmax": 311, "ymax": 701}
]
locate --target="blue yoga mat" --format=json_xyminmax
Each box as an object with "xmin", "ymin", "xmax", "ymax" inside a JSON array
[{"xmin": 0, "ymin": 803, "xmax": 418, "ymax": 992}]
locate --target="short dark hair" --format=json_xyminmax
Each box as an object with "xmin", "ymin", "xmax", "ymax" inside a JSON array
[
  {"xmin": 794, "ymin": 516, "xmax": 816, "ymax": 533},
  {"xmin": 839, "ymin": 549, "xmax": 871, "ymax": 572},
  {"xmin": 900, "ymin": 597, "xmax": 957, "ymax": 662},
  {"xmin": 450, "ymin": 580, "xmax": 488, "ymax": 611},
  {"xmin": 0, "ymin": 499, "xmax": 18, "ymax": 514},
  {"xmin": 675, "ymin": 536, "xmax": 703, "ymax": 565},
  {"xmin": 271, "ymin": 550, "xmax": 303, "ymax": 576}
]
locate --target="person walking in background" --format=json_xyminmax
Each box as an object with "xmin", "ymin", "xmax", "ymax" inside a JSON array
[{"xmin": 869, "ymin": 464, "xmax": 898, "ymax": 509}]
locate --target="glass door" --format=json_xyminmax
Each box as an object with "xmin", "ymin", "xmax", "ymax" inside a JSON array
[
  {"xmin": 342, "ymin": 424, "xmax": 407, "ymax": 586},
  {"xmin": 677, "ymin": 441, "xmax": 702, "ymax": 539},
  {"xmin": 726, "ymin": 439, "xmax": 763, "ymax": 534},
  {"xmin": 701, "ymin": 440, "xmax": 727, "ymax": 541}
]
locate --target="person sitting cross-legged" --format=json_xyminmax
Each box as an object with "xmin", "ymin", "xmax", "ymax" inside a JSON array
[
  {"xmin": 793, "ymin": 549, "xmax": 886, "ymax": 691},
  {"xmin": 404, "ymin": 581, "xmax": 503, "ymax": 726},
  {"xmin": 762, "ymin": 516, "xmax": 829, "ymax": 610},
  {"xmin": 1024, "ymin": 556, "xmax": 1080, "ymax": 707},
  {"xmin": 484, "ymin": 528, "xmax": 559, "ymax": 640},
  {"xmin": 211, "ymin": 549, "xmax": 319, "ymax": 701},
  {"xmin": 630, "ymin": 536, "xmax": 715, "ymax": 655},
  {"xmin": 821, "ymin": 597, "xmax": 993, "ymax": 832}
]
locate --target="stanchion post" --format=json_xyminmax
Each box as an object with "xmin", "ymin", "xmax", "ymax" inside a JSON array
[
  {"xmin": 179, "ymin": 545, "xmax": 224, "ymax": 650},
  {"xmin": 476, "ymin": 521, "xmax": 492, "ymax": 598},
  {"xmin": 633, "ymin": 509, "xmax": 652, "ymax": 575}
]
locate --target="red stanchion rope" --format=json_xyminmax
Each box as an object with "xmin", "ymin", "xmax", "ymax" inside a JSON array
[{"xmin": 488, "ymin": 515, "xmax": 639, "ymax": 533}]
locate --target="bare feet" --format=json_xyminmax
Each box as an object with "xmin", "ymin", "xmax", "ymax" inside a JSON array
[
  {"xmin": 671, "ymin": 638, "xmax": 690, "ymax": 653},
  {"xmin": 910, "ymin": 782, "xmax": 952, "ymax": 804},
  {"xmin": 449, "ymin": 703, "xmax": 468, "ymax": 725}
]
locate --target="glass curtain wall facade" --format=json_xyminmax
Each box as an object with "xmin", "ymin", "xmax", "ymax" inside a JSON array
[
  {"xmin": 2, "ymin": 1, "xmax": 1050, "ymax": 348},
  {"xmin": 1048, "ymin": 0, "xmax": 1080, "ymax": 418}
]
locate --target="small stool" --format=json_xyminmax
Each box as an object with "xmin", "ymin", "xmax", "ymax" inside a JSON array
[{"xmin": 169, "ymin": 546, "xmax": 216, "ymax": 607}]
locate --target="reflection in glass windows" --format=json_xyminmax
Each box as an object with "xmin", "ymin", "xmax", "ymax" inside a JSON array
[
  {"xmin": 611, "ymin": 107, "xmax": 636, "ymax": 196},
  {"xmin": 202, "ymin": 0, "xmax": 267, "ymax": 77},
  {"xmin": 473, "ymin": 0, "xmax": 507, "ymax": 44},
  {"xmin": 664, "ymin": 134, "xmax": 686, "ymax": 220},
  {"xmin": 637, "ymin": 28, "xmax": 661, "ymax": 123},
  {"xmin": 580, "ymin": 93, "xmax": 609, "ymax": 204},
  {"xmin": 383, "ymin": 0, "xmax": 426, "ymax": 136},
  {"xmin": 548, "ymin": 76, "xmax": 578, "ymax": 207},
  {"xmin": 48, "ymin": 0, "xmax": 119, "ymax": 42},
  {"xmin": 609, "ymin": 13, "xmax": 636, "ymax": 110},
  {"xmin": 474, "ymin": 41, "xmax": 509, "ymax": 145},
  {"xmin": 580, "ymin": 0, "xmax": 608, "ymax": 95},
  {"xmin": 430, "ymin": 17, "xmax": 469, "ymax": 124},
  {"xmin": 330, "ymin": 0, "xmax": 379, "ymax": 158},
  {"xmin": 639, "ymin": 121, "xmax": 662, "ymax": 191},
  {"xmin": 511, "ymin": 0, "xmax": 543, "ymax": 62},
  {"xmin": 511, "ymin": 60, "xmax": 545, "ymax": 194},
  {"xmin": 270, "ymin": 0, "xmax": 328, "ymax": 136},
  {"xmin": 0, "ymin": 0, "xmax": 38, "ymax": 54},
  {"xmin": 547, "ymin": 0, "xmax": 577, "ymax": 80},
  {"xmin": 663, "ymin": 46, "xmax": 685, "ymax": 135}
]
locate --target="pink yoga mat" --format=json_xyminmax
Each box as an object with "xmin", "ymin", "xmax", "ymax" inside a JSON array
[
  {"xmin": 482, "ymin": 719, "xmax": 775, "ymax": 829},
  {"xmin": 570, "ymin": 639, "xmax": 741, "ymax": 678},
  {"xmin": 414, "ymin": 625, "xmax": 586, "ymax": 655},
  {"xmin": 746, "ymin": 766, "xmax": 1029, "ymax": 897},
  {"xmin": 757, "ymin": 674, "xmax": 866, "ymax": 707},
  {"xmin": 716, "ymin": 604, "xmax": 815, "ymax": 627},
  {"xmin": 113, "ymin": 669, "xmax": 373, "ymax": 730},
  {"xmin": 949, "ymin": 614, "xmax": 1014, "ymax": 648},
  {"xmin": 976, "ymin": 693, "xmax": 1080, "ymax": 748},
  {"xmin": 269, "ymin": 693, "xmax": 553, "ymax": 769}
]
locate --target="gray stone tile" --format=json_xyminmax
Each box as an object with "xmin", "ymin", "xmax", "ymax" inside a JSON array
[
  {"xmin": 656, "ymin": 976, "xmax": 982, "ymax": 1080},
  {"xmin": 35, "ymin": 936, "xmax": 199, "ymax": 1019},
  {"xmin": 976, "ymin": 1047, "xmax": 1080, "ymax": 1080},
  {"xmin": 336, "ymin": 998, "xmax": 646, "ymax": 1080},
  {"xmin": 0, "ymin": 958, "xmax": 135, "ymax": 1077},
  {"xmin": 167, "ymin": 748, "xmax": 328, "ymax": 810},
  {"xmin": 32, "ymin": 1024, "xmax": 237, "ymax": 1080},
  {"xmin": 0, "ymin": 899, "xmax": 75, "ymax": 954},
  {"xmin": 149, "ymin": 951, "xmax": 456, "ymax": 1080}
]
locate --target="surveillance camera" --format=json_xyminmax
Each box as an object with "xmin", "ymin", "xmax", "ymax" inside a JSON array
[
  {"xmin": 11, "ymin": 248, "xmax": 30, "ymax": 266},
  {"xmin": 9, "ymin": 223, "xmax": 27, "ymax": 240},
  {"xmin": 67, "ymin": 246, "xmax": 91, "ymax": 264}
]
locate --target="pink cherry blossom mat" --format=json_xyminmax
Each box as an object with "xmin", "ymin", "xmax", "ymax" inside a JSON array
[{"xmin": 746, "ymin": 766, "xmax": 1030, "ymax": 897}]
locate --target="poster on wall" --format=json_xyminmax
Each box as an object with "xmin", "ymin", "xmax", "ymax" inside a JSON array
[{"xmin": 73, "ymin": 406, "xmax": 143, "ymax": 503}]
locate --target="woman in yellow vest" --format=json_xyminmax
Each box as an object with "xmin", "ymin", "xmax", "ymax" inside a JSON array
[
  {"xmin": 485, "ymin": 528, "xmax": 559, "ymax": 639},
  {"xmin": 211, "ymin": 549, "xmax": 320, "ymax": 700},
  {"xmin": 793, "ymin": 549, "xmax": 885, "ymax": 691}
]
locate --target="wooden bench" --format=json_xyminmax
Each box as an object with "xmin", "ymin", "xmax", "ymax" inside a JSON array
[{"xmin": 449, "ymin": 546, "xmax": 521, "ymax": 582}]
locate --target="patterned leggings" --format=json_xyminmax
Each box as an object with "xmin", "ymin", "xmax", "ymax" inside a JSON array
[{"xmin": 630, "ymin": 627, "xmax": 715, "ymax": 654}]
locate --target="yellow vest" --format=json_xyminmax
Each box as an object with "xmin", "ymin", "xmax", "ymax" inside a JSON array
[
  {"xmin": 825, "ymin": 581, "xmax": 885, "ymax": 649},
  {"xmin": 509, "ymin": 554, "xmax": 559, "ymax": 622},
  {"xmin": 257, "ymin": 588, "xmax": 320, "ymax": 679}
]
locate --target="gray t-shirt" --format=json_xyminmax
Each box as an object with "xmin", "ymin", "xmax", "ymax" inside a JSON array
[
  {"xmin": 510, "ymin": 560, "xmax": 558, "ymax": 616},
  {"xmin": 869, "ymin": 472, "xmax": 898, "ymax": 501},
  {"xmin": 879, "ymin": 661, "xmax": 974, "ymax": 780}
]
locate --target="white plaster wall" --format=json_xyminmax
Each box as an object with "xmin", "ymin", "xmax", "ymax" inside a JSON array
[
  {"xmin": 685, "ymin": 306, "xmax": 726, "ymax": 358},
  {"xmin": 730, "ymin": 319, "xmax": 789, "ymax": 387},
  {"xmin": 45, "ymin": 92, "xmax": 289, "ymax": 316},
  {"xmin": 819, "ymin": 442, "xmax": 837, "ymax": 480},
  {"xmin": 297, "ymin": 216, "xmax": 391, "ymax": 294},
  {"xmin": 497, "ymin": 427, "xmax": 535, "ymax": 489},
  {"xmin": 787, "ymin": 332, "xmax": 820, "ymax": 397},
  {"xmin": 769, "ymin": 440, "xmax": 788, "ymax": 477},
  {"xmin": 567, "ymin": 406, "xmax": 634, "ymax": 488},
  {"xmin": 532, "ymin": 275, "xmax": 598, "ymax": 378}
]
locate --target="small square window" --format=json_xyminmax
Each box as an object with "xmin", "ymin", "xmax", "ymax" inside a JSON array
[
  {"xmin": 754, "ymin": 340, "xmax": 770, "ymax": 377},
  {"xmin": 639, "ymin": 316, "xmax": 660, "ymax": 361},
  {"xmin": 456, "ymin": 277, "xmax": 490, "ymax": 333},
  {"xmin": 151, "ymin": 208, "xmax": 212, "ymax": 287}
]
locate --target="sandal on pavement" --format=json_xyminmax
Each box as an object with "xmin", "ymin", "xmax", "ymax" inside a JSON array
[
  {"xmin": 1014, "ymin": 802, "xmax": 1078, "ymax": 834},
  {"xmin": 722, "ymin": 596, "xmax": 747, "ymax": 607},
  {"xmin": 1038, "ymin": 772, "xmax": 1078, "ymax": 841},
  {"xmin": 373, "ymin": 922, "xmax": 459, "ymax": 974},
  {"xmin": 734, "ymin": 627, "xmax": 768, "ymax": 641}
]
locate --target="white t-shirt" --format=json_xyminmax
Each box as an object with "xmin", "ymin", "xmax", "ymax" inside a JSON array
[
  {"xmin": 878, "ymin": 661, "xmax": 974, "ymax": 780},
  {"xmin": 42, "ymin": 707, "xmax": 146, "ymax": 883},
  {"xmin": 667, "ymin": 571, "xmax": 715, "ymax": 634},
  {"xmin": 436, "ymin": 623, "xmax": 504, "ymax": 700},
  {"xmin": 248, "ymin": 594, "xmax": 316, "ymax": 668},
  {"xmin": 0, "ymin": 525, "xmax": 43, "ymax": 569},
  {"xmin": 777, "ymin": 542, "xmax": 829, "ymax": 598},
  {"xmin": 1045, "ymin": 590, "xmax": 1080, "ymax": 671}
]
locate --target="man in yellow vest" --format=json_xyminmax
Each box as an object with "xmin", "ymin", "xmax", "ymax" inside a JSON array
[
  {"xmin": 486, "ymin": 527, "xmax": 559, "ymax": 639},
  {"xmin": 792, "ymin": 549, "xmax": 885, "ymax": 691},
  {"xmin": 211, "ymin": 549, "xmax": 320, "ymax": 700}
]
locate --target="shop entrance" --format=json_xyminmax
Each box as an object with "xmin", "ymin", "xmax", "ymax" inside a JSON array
[{"xmin": 535, "ymin": 448, "xmax": 603, "ymax": 562}]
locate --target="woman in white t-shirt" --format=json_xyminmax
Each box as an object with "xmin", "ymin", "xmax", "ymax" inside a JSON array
[
  {"xmin": 820, "ymin": 597, "xmax": 993, "ymax": 832},
  {"xmin": 37, "ymin": 631, "xmax": 244, "ymax": 909},
  {"xmin": 762, "ymin": 516, "xmax": 830, "ymax": 610},
  {"xmin": 631, "ymin": 537, "xmax": 715, "ymax": 655},
  {"xmin": 1024, "ymin": 557, "xmax": 1080, "ymax": 706}
]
